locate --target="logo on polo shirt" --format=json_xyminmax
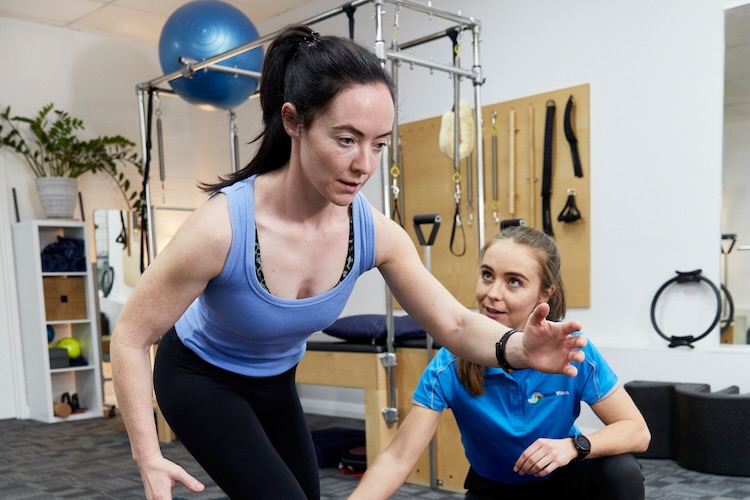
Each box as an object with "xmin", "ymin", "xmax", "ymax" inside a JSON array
[
  {"xmin": 527, "ymin": 390, "xmax": 570, "ymax": 406},
  {"xmin": 527, "ymin": 392, "xmax": 544, "ymax": 405}
]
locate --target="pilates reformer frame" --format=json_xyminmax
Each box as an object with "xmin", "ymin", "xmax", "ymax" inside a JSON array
[{"xmin": 135, "ymin": 0, "xmax": 484, "ymax": 490}]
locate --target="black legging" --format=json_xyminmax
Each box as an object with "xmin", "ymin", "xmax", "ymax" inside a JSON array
[
  {"xmin": 464, "ymin": 453, "xmax": 644, "ymax": 500},
  {"xmin": 153, "ymin": 328, "xmax": 319, "ymax": 500}
]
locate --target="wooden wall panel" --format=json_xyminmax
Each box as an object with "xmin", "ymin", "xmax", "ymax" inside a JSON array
[{"xmin": 397, "ymin": 84, "xmax": 590, "ymax": 309}]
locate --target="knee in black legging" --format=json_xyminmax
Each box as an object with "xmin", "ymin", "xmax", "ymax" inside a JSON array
[{"xmin": 592, "ymin": 454, "xmax": 644, "ymax": 500}]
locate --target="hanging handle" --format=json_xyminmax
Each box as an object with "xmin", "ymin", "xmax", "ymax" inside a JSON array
[{"xmin": 414, "ymin": 214, "xmax": 441, "ymax": 247}]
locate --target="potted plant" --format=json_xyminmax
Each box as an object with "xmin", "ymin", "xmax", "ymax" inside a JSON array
[{"xmin": 0, "ymin": 103, "xmax": 142, "ymax": 218}]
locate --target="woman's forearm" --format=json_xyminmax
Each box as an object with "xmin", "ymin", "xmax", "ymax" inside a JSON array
[
  {"xmin": 588, "ymin": 420, "xmax": 651, "ymax": 458},
  {"xmin": 348, "ymin": 450, "xmax": 413, "ymax": 499},
  {"xmin": 111, "ymin": 338, "xmax": 164, "ymax": 464}
]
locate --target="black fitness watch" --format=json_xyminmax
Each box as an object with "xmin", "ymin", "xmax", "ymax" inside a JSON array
[{"xmin": 572, "ymin": 434, "xmax": 591, "ymax": 461}]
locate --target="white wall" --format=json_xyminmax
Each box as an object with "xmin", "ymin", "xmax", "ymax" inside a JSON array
[
  {"xmin": 2, "ymin": 0, "xmax": 749, "ymax": 425},
  {"xmin": 0, "ymin": 17, "xmax": 257, "ymax": 418},
  {"xmin": 259, "ymin": 0, "xmax": 750, "ymax": 422}
]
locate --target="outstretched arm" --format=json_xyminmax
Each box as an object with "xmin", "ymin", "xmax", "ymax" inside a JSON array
[
  {"xmin": 374, "ymin": 210, "xmax": 585, "ymax": 375},
  {"xmin": 349, "ymin": 406, "xmax": 441, "ymax": 499}
]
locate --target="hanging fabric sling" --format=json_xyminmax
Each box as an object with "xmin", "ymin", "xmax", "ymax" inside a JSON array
[
  {"xmin": 541, "ymin": 100, "xmax": 556, "ymax": 236},
  {"xmin": 564, "ymin": 95, "xmax": 583, "ymax": 178}
]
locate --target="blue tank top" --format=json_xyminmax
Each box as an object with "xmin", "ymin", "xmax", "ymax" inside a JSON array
[{"xmin": 174, "ymin": 175, "xmax": 376, "ymax": 377}]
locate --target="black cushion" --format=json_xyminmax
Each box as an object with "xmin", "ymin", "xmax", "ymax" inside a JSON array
[{"xmin": 322, "ymin": 314, "xmax": 426, "ymax": 344}]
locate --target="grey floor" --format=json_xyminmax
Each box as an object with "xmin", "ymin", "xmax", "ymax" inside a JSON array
[{"xmin": 1, "ymin": 411, "xmax": 750, "ymax": 499}]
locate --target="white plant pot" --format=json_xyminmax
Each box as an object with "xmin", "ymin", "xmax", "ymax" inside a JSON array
[{"xmin": 35, "ymin": 177, "xmax": 78, "ymax": 219}]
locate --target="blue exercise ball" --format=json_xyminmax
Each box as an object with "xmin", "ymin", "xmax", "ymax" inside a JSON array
[{"xmin": 159, "ymin": 0, "xmax": 263, "ymax": 110}]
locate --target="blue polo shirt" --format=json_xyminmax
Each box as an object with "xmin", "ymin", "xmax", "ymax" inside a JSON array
[{"xmin": 412, "ymin": 339, "xmax": 618, "ymax": 484}]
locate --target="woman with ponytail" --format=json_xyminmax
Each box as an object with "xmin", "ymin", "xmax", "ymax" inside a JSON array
[
  {"xmin": 112, "ymin": 25, "xmax": 586, "ymax": 499},
  {"xmin": 351, "ymin": 226, "xmax": 650, "ymax": 500}
]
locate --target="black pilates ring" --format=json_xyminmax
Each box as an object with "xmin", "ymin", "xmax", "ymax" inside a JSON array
[
  {"xmin": 650, "ymin": 269, "xmax": 721, "ymax": 348},
  {"xmin": 720, "ymin": 283, "xmax": 734, "ymax": 335}
]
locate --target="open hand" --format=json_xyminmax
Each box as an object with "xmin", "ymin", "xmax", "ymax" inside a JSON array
[
  {"xmin": 521, "ymin": 303, "xmax": 586, "ymax": 377},
  {"xmin": 138, "ymin": 455, "xmax": 205, "ymax": 500}
]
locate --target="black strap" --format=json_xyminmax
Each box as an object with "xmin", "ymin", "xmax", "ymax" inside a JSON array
[
  {"xmin": 541, "ymin": 101, "xmax": 555, "ymax": 236},
  {"xmin": 557, "ymin": 190, "xmax": 581, "ymax": 223},
  {"xmin": 391, "ymin": 198, "xmax": 402, "ymax": 227},
  {"xmin": 450, "ymin": 204, "xmax": 466, "ymax": 257},
  {"xmin": 563, "ymin": 95, "xmax": 583, "ymax": 178},
  {"xmin": 116, "ymin": 210, "xmax": 128, "ymax": 248},
  {"xmin": 140, "ymin": 90, "xmax": 154, "ymax": 273},
  {"xmin": 342, "ymin": 2, "xmax": 356, "ymax": 39}
]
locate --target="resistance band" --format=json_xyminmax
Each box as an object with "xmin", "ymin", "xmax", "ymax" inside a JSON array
[
  {"xmin": 541, "ymin": 100, "xmax": 556, "ymax": 236},
  {"xmin": 563, "ymin": 95, "xmax": 583, "ymax": 178}
]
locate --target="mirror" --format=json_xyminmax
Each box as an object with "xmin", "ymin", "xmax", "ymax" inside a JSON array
[
  {"xmin": 92, "ymin": 208, "xmax": 192, "ymax": 328},
  {"xmin": 722, "ymin": 4, "xmax": 750, "ymax": 344},
  {"xmin": 93, "ymin": 209, "xmax": 140, "ymax": 331}
]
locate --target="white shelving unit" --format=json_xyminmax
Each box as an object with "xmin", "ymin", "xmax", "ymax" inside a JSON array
[{"xmin": 12, "ymin": 220, "xmax": 103, "ymax": 423}]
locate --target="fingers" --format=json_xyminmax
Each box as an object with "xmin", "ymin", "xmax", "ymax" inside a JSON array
[
  {"xmin": 176, "ymin": 470, "xmax": 205, "ymax": 493},
  {"xmin": 562, "ymin": 364, "xmax": 579, "ymax": 377},
  {"xmin": 530, "ymin": 302, "xmax": 551, "ymax": 324},
  {"xmin": 514, "ymin": 440, "xmax": 566, "ymax": 477},
  {"xmin": 558, "ymin": 319, "xmax": 583, "ymax": 336}
]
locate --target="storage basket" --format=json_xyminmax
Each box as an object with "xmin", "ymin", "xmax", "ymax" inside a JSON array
[{"xmin": 43, "ymin": 276, "xmax": 86, "ymax": 320}]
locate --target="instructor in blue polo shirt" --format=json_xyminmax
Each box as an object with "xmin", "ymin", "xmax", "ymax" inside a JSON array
[{"xmin": 350, "ymin": 226, "xmax": 650, "ymax": 500}]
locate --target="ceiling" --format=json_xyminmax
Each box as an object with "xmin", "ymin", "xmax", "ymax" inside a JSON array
[
  {"xmin": 2, "ymin": 1, "xmax": 750, "ymax": 123},
  {"xmin": 0, "ymin": 0, "xmax": 312, "ymax": 45}
]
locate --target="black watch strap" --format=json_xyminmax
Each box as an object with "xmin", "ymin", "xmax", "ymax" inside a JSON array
[{"xmin": 495, "ymin": 329, "xmax": 520, "ymax": 373}]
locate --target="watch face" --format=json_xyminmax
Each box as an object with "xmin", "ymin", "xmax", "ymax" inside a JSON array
[
  {"xmin": 574, "ymin": 434, "xmax": 591, "ymax": 460},
  {"xmin": 575, "ymin": 434, "xmax": 591, "ymax": 452}
]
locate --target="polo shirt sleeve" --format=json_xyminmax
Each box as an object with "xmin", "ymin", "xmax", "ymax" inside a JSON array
[
  {"xmin": 412, "ymin": 348, "xmax": 454, "ymax": 412},
  {"xmin": 578, "ymin": 339, "xmax": 619, "ymax": 406}
]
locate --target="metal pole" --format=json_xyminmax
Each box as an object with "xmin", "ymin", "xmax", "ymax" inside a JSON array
[
  {"xmin": 385, "ymin": 50, "xmax": 476, "ymax": 79},
  {"xmin": 398, "ymin": 25, "xmax": 467, "ymax": 50},
  {"xmin": 385, "ymin": 0, "xmax": 477, "ymax": 25},
  {"xmin": 471, "ymin": 23, "xmax": 486, "ymax": 250},
  {"xmin": 374, "ymin": 0, "xmax": 399, "ymax": 430},
  {"xmin": 140, "ymin": 0, "xmax": 374, "ymax": 89}
]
